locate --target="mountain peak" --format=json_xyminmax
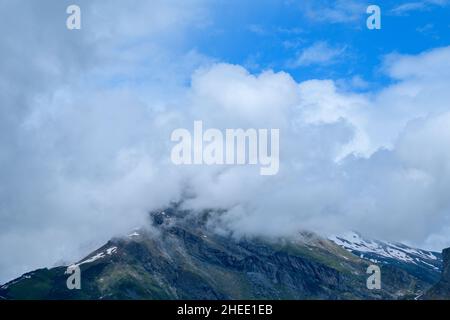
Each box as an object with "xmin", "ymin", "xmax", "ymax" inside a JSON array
[{"xmin": 0, "ymin": 209, "xmax": 444, "ymax": 300}]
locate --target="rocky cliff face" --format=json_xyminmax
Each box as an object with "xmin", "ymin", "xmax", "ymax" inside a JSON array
[
  {"xmin": 423, "ymin": 248, "xmax": 450, "ymax": 299},
  {"xmin": 0, "ymin": 209, "xmax": 441, "ymax": 300},
  {"xmin": 442, "ymin": 248, "xmax": 450, "ymax": 280}
]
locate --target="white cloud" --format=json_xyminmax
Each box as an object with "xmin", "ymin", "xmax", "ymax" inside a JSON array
[
  {"xmin": 293, "ymin": 41, "xmax": 347, "ymax": 67},
  {"xmin": 391, "ymin": 0, "xmax": 448, "ymax": 15},
  {"xmin": 0, "ymin": 0, "xmax": 210, "ymax": 283},
  {"xmin": 178, "ymin": 47, "xmax": 450, "ymax": 251},
  {"xmin": 301, "ymin": 0, "xmax": 369, "ymax": 24}
]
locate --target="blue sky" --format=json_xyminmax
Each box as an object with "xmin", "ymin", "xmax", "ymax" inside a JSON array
[{"xmin": 190, "ymin": 0, "xmax": 450, "ymax": 87}]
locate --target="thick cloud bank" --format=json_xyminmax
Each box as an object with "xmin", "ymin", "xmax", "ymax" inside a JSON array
[{"xmin": 1, "ymin": 1, "xmax": 450, "ymax": 282}]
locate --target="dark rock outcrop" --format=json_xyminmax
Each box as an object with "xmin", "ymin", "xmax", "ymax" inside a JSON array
[{"xmin": 423, "ymin": 248, "xmax": 450, "ymax": 299}]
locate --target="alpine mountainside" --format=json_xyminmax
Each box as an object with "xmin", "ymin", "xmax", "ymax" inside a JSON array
[{"xmin": 0, "ymin": 207, "xmax": 443, "ymax": 300}]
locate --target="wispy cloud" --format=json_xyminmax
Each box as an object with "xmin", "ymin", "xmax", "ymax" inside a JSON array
[
  {"xmin": 391, "ymin": 0, "xmax": 448, "ymax": 15},
  {"xmin": 301, "ymin": 0, "xmax": 368, "ymax": 24},
  {"xmin": 292, "ymin": 41, "xmax": 347, "ymax": 67},
  {"xmin": 416, "ymin": 23, "xmax": 440, "ymax": 39}
]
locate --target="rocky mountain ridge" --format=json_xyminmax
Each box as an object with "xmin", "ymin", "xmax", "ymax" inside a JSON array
[{"xmin": 0, "ymin": 208, "xmax": 446, "ymax": 300}]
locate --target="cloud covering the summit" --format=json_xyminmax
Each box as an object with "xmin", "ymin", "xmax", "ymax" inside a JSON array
[{"xmin": 1, "ymin": 0, "xmax": 450, "ymax": 283}]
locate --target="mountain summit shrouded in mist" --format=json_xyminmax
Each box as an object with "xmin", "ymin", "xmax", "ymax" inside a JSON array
[
  {"xmin": 2, "ymin": 1, "xmax": 450, "ymax": 302},
  {"xmin": 1, "ymin": 208, "xmax": 448, "ymax": 300}
]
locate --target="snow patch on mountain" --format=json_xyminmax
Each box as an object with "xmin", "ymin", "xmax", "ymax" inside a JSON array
[
  {"xmin": 71, "ymin": 246, "xmax": 118, "ymax": 268},
  {"xmin": 128, "ymin": 232, "xmax": 140, "ymax": 238},
  {"xmin": 329, "ymin": 232, "xmax": 441, "ymax": 271}
]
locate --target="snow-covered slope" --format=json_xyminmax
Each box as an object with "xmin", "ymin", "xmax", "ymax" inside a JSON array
[{"xmin": 329, "ymin": 232, "xmax": 442, "ymax": 283}]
